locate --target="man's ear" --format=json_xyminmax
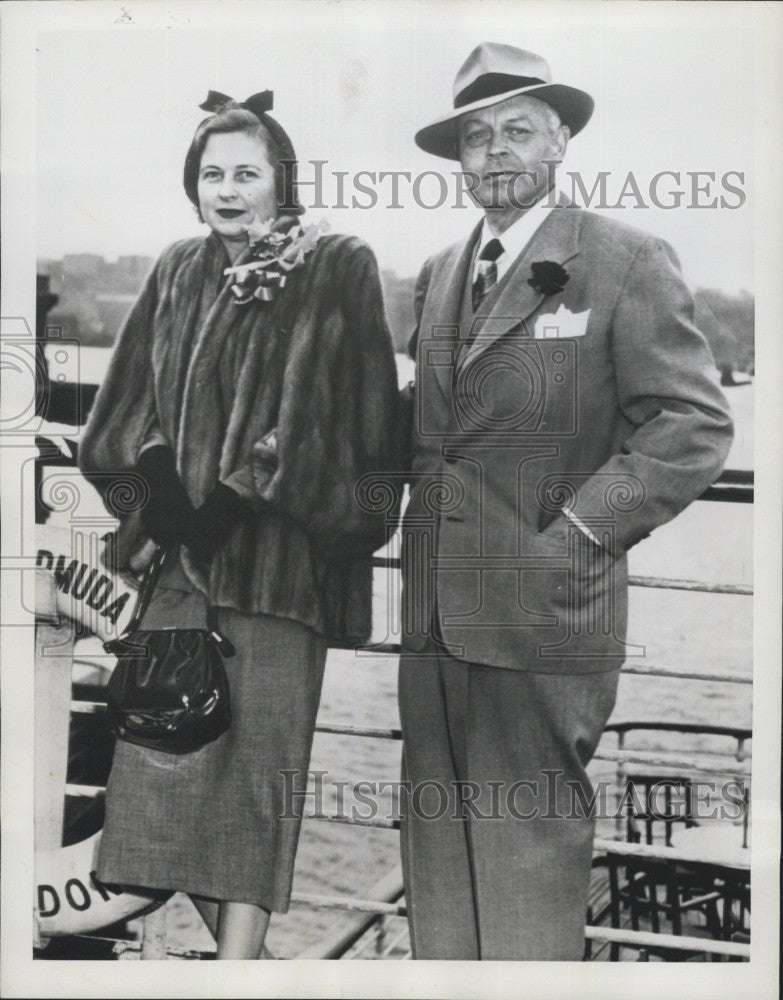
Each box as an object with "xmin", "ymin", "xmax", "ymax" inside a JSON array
[{"xmin": 554, "ymin": 124, "xmax": 570, "ymax": 160}]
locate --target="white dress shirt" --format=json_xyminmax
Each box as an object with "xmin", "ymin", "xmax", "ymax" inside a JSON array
[{"xmin": 472, "ymin": 192, "xmax": 557, "ymax": 284}]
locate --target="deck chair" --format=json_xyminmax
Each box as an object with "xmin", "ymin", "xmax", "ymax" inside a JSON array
[{"xmin": 605, "ymin": 852, "xmax": 725, "ymax": 961}]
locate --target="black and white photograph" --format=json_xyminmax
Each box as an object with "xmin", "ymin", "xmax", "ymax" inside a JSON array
[{"xmin": 1, "ymin": 1, "xmax": 780, "ymax": 997}]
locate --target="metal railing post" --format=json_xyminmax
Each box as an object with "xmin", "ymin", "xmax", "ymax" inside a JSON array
[
  {"xmin": 615, "ymin": 731, "xmax": 626, "ymax": 839},
  {"xmin": 140, "ymin": 905, "xmax": 167, "ymax": 960}
]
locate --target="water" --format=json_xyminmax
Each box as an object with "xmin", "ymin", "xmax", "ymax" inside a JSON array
[{"xmin": 48, "ymin": 346, "xmax": 753, "ymax": 957}]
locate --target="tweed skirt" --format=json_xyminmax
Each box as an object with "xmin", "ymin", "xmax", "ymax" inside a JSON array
[{"xmin": 95, "ymin": 564, "xmax": 328, "ymax": 911}]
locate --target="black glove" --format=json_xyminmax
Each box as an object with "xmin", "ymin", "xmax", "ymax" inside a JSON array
[
  {"xmin": 137, "ymin": 445, "xmax": 198, "ymax": 548},
  {"xmin": 185, "ymin": 483, "xmax": 253, "ymax": 562}
]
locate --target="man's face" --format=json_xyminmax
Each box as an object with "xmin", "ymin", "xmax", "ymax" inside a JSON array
[{"xmin": 458, "ymin": 95, "xmax": 569, "ymax": 221}]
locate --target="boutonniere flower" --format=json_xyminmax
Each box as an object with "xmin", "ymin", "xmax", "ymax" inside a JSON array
[
  {"xmin": 528, "ymin": 260, "xmax": 569, "ymax": 297},
  {"xmin": 224, "ymin": 215, "xmax": 329, "ymax": 304}
]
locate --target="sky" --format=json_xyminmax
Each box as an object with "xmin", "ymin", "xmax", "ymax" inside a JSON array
[{"xmin": 32, "ymin": 1, "xmax": 758, "ymax": 292}]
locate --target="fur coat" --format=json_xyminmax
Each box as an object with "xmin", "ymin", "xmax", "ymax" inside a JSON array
[{"xmin": 79, "ymin": 230, "xmax": 401, "ymax": 643}]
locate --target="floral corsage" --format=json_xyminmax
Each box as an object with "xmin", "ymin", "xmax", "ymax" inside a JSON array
[
  {"xmin": 528, "ymin": 260, "xmax": 569, "ymax": 297},
  {"xmin": 224, "ymin": 215, "xmax": 329, "ymax": 304}
]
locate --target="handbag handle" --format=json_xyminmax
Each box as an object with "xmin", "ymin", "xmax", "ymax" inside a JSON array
[
  {"xmin": 114, "ymin": 544, "xmax": 234, "ymax": 655},
  {"xmin": 123, "ymin": 543, "xmax": 170, "ymax": 634}
]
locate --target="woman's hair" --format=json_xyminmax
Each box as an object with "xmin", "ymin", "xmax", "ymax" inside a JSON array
[{"xmin": 183, "ymin": 103, "xmax": 304, "ymax": 221}]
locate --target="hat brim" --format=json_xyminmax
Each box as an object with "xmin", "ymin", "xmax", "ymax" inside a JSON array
[{"xmin": 415, "ymin": 83, "xmax": 594, "ymax": 160}]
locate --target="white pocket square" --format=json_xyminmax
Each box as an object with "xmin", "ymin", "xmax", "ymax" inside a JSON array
[{"xmin": 533, "ymin": 304, "xmax": 591, "ymax": 340}]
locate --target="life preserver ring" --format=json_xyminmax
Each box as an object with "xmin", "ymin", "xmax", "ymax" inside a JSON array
[
  {"xmin": 36, "ymin": 524, "xmax": 136, "ymax": 643},
  {"xmin": 35, "ymin": 526, "xmax": 158, "ymax": 941},
  {"xmin": 35, "ymin": 831, "xmax": 163, "ymax": 940}
]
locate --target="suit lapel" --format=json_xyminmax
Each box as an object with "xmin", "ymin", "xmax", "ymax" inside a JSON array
[
  {"xmin": 422, "ymin": 221, "xmax": 482, "ymax": 403},
  {"xmin": 462, "ymin": 202, "xmax": 583, "ymax": 368}
]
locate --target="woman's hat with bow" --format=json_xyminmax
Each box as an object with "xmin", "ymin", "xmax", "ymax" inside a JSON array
[{"xmin": 415, "ymin": 43, "xmax": 594, "ymax": 160}]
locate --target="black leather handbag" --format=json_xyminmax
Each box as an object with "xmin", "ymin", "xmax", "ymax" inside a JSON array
[{"xmin": 104, "ymin": 545, "xmax": 234, "ymax": 754}]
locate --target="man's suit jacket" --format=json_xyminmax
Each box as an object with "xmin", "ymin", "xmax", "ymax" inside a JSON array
[{"xmin": 401, "ymin": 201, "xmax": 733, "ymax": 672}]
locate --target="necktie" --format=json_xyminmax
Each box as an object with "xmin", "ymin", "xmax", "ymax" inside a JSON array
[{"xmin": 472, "ymin": 238, "xmax": 504, "ymax": 312}]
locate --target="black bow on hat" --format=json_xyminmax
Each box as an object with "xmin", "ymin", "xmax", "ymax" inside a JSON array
[{"xmin": 199, "ymin": 89, "xmax": 274, "ymax": 119}]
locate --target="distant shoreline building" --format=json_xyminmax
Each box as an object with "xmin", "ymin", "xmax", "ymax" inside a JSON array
[
  {"xmin": 37, "ymin": 253, "xmax": 753, "ymax": 370},
  {"xmin": 40, "ymin": 254, "xmax": 155, "ymax": 346}
]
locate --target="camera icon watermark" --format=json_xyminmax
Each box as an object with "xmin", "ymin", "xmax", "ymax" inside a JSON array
[
  {"xmin": 415, "ymin": 322, "xmax": 579, "ymax": 441},
  {"xmin": 0, "ymin": 317, "xmax": 82, "ymax": 434}
]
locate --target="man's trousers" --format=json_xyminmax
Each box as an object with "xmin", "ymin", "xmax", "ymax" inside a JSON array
[{"xmin": 398, "ymin": 643, "xmax": 620, "ymax": 960}]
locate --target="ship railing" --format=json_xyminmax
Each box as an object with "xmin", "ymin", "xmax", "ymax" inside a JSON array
[
  {"xmin": 39, "ymin": 467, "xmax": 753, "ymax": 960},
  {"xmin": 60, "ymin": 715, "xmax": 752, "ymax": 961}
]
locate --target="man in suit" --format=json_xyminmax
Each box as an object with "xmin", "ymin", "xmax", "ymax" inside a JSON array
[{"xmin": 399, "ymin": 42, "xmax": 733, "ymax": 959}]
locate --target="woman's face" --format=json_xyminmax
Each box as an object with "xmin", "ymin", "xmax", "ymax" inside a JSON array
[{"xmin": 197, "ymin": 130, "xmax": 278, "ymax": 253}]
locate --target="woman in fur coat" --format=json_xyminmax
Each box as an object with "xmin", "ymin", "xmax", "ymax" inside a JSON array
[{"xmin": 78, "ymin": 92, "xmax": 401, "ymax": 958}]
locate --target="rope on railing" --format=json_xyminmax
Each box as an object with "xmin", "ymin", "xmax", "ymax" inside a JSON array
[
  {"xmin": 313, "ymin": 721, "xmax": 403, "ymax": 739},
  {"xmin": 291, "ymin": 892, "xmax": 406, "ymax": 916},
  {"xmin": 65, "ymin": 783, "xmax": 106, "ymax": 797},
  {"xmin": 627, "ymin": 575, "xmax": 751, "ymax": 596},
  {"xmin": 618, "ymin": 663, "xmax": 751, "ymax": 685},
  {"xmin": 583, "ymin": 926, "xmax": 749, "ymax": 958},
  {"xmin": 311, "ymin": 813, "xmax": 398, "ymax": 830},
  {"xmin": 592, "ymin": 748, "xmax": 751, "ymax": 776}
]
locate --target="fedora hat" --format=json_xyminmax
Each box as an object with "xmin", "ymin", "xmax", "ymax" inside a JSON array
[{"xmin": 415, "ymin": 42, "xmax": 594, "ymax": 160}]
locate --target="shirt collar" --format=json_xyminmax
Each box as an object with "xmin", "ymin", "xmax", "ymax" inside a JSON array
[{"xmin": 477, "ymin": 189, "xmax": 558, "ymax": 264}]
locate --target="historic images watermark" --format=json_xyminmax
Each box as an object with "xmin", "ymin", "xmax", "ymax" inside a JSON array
[
  {"xmin": 280, "ymin": 160, "xmax": 747, "ymax": 212},
  {"xmin": 279, "ymin": 769, "xmax": 748, "ymax": 824}
]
